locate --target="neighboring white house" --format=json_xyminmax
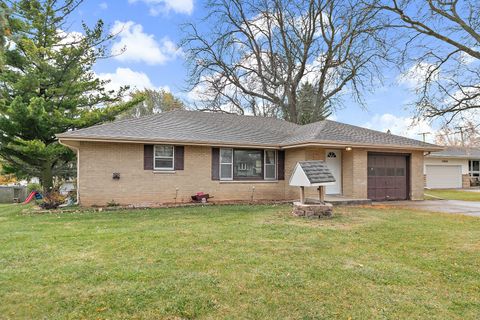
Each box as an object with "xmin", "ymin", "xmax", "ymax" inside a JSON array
[{"xmin": 424, "ymin": 147, "xmax": 480, "ymax": 189}]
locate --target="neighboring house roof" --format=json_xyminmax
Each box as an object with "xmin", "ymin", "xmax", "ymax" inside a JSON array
[
  {"xmin": 289, "ymin": 161, "xmax": 336, "ymax": 187},
  {"xmin": 428, "ymin": 146, "xmax": 480, "ymax": 159},
  {"xmin": 57, "ymin": 110, "xmax": 441, "ymax": 150}
]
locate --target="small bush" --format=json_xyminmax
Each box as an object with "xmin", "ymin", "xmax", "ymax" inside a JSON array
[
  {"xmin": 27, "ymin": 183, "xmax": 42, "ymax": 193},
  {"xmin": 39, "ymin": 191, "xmax": 66, "ymax": 210}
]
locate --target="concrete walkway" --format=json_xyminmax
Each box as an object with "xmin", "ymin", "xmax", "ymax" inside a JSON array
[{"xmin": 374, "ymin": 200, "xmax": 480, "ymax": 217}]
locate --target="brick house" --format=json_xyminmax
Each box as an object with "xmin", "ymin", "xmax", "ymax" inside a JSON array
[{"xmin": 57, "ymin": 110, "xmax": 441, "ymax": 207}]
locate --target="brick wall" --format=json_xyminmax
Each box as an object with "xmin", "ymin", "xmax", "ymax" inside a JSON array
[
  {"xmin": 78, "ymin": 142, "xmax": 294, "ymax": 206},
  {"xmin": 74, "ymin": 141, "xmax": 427, "ymax": 206},
  {"xmin": 410, "ymin": 150, "xmax": 425, "ymax": 200},
  {"xmin": 343, "ymin": 148, "xmax": 425, "ymax": 200},
  {"xmin": 284, "ymin": 148, "xmax": 308, "ymax": 200},
  {"xmin": 462, "ymin": 174, "xmax": 471, "ymax": 188},
  {"xmin": 352, "ymin": 149, "xmax": 368, "ymax": 199}
]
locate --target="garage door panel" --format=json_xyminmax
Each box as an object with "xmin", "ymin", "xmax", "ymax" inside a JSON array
[
  {"xmin": 426, "ymin": 165, "xmax": 462, "ymax": 189},
  {"xmin": 368, "ymin": 154, "xmax": 408, "ymax": 201},
  {"xmin": 395, "ymin": 177, "xmax": 406, "ymax": 188},
  {"xmin": 375, "ymin": 188, "xmax": 386, "ymax": 200}
]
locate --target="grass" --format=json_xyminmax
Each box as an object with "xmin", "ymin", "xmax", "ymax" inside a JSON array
[
  {"xmin": 0, "ymin": 204, "xmax": 479, "ymax": 319},
  {"xmin": 425, "ymin": 189, "xmax": 480, "ymax": 201}
]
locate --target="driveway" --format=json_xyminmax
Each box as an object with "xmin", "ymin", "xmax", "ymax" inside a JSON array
[{"xmin": 374, "ymin": 200, "xmax": 480, "ymax": 217}]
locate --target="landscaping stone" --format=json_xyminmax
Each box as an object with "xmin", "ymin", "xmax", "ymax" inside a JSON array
[{"xmin": 292, "ymin": 201, "xmax": 333, "ymax": 218}]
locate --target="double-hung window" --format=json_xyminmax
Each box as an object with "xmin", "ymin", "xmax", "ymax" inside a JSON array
[
  {"xmin": 154, "ymin": 145, "xmax": 174, "ymax": 170},
  {"xmin": 264, "ymin": 150, "xmax": 277, "ymax": 180},
  {"xmin": 220, "ymin": 148, "xmax": 233, "ymax": 180}
]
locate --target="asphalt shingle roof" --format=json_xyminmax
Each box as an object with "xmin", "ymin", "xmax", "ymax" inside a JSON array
[
  {"xmin": 298, "ymin": 161, "xmax": 336, "ymax": 184},
  {"xmin": 57, "ymin": 110, "xmax": 440, "ymax": 150},
  {"xmin": 428, "ymin": 146, "xmax": 480, "ymax": 158}
]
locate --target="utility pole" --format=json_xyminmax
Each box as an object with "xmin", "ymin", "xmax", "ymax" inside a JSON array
[
  {"xmin": 455, "ymin": 127, "xmax": 465, "ymax": 147},
  {"xmin": 418, "ymin": 132, "xmax": 431, "ymax": 142}
]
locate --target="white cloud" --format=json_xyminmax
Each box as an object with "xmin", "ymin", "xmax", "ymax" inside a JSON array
[
  {"xmin": 128, "ymin": 0, "xmax": 193, "ymax": 15},
  {"xmin": 99, "ymin": 2, "xmax": 108, "ymax": 10},
  {"xmin": 460, "ymin": 51, "xmax": 477, "ymax": 65},
  {"xmin": 398, "ymin": 62, "xmax": 438, "ymax": 88},
  {"xmin": 111, "ymin": 21, "xmax": 181, "ymax": 65},
  {"xmin": 363, "ymin": 113, "xmax": 436, "ymax": 142},
  {"xmin": 57, "ymin": 29, "xmax": 84, "ymax": 47},
  {"xmin": 96, "ymin": 67, "xmax": 169, "ymax": 93}
]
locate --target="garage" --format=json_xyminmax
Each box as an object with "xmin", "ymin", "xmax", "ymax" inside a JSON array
[
  {"xmin": 368, "ymin": 154, "xmax": 408, "ymax": 201},
  {"xmin": 425, "ymin": 165, "xmax": 462, "ymax": 189}
]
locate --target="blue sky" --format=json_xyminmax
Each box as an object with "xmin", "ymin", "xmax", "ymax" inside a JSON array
[{"xmin": 71, "ymin": 0, "xmax": 437, "ymax": 142}]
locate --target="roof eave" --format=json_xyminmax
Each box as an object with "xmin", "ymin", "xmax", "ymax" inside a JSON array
[
  {"xmin": 280, "ymin": 141, "xmax": 443, "ymax": 152},
  {"xmin": 57, "ymin": 135, "xmax": 443, "ymax": 152},
  {"xmin": 57, "ymin": 135, "xmax": 281, "ymax": 149}
]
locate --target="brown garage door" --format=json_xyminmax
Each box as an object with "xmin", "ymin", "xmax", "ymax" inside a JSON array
[{"xmin": 367, "ymin": 154, "xmax": 408, "ymax": 201}]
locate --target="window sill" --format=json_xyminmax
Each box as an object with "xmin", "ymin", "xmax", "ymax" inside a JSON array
[
  {"xmin": 153, "ymin": 170, "xmax": 176, "ymax": 174},
  {"xmin": 219, "ymin": 180, "xmax": 279, "ymax": 184}
]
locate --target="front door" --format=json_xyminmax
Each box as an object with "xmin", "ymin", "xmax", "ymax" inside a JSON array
[{"xmin": 325, "ymin": 149, "xmax": 342, "ymax": 194}]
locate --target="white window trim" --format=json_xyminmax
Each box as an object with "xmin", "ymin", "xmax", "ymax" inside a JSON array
[
  {"xmin": 219, "ymin": 148, "xmax": 279, "ymax": 181},
  {"xmin": 264, "ymin": 150, "xmax": 277, "ymax": 180},
  {"xmin": 219, "ymin": 148, "xmax": 233, "ymax": 180},
  {"xmin": 154, "ymin": 145, "xmax": 174, "ymax": 171},
  {"xmin": 470, "ymin": 160, "xmax": 480, "ymax": 177}
]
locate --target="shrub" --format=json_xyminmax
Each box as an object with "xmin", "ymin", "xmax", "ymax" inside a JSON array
[
  {"xmin": 39, "ymin": 191, "xmax": 66, "ymax": 210},
  {"xmin": 27, "ymin": 183, "xmax": 42, "ymax": 193}
]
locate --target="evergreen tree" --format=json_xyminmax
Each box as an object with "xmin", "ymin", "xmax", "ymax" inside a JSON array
[
  {"xmin": 0, "ymin": 2, "xmax": 9, "ymax": 67},
  {"xmin": 0, "ymin": 0, "xmax": 140, "ymax": 191},
  {"xmin": 297, "ymin": 82, "xmax": 332, "ymax": 124}
]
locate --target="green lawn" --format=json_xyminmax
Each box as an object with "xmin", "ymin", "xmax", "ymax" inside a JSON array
[
  {"xmin": 425, "ymin": 189, "xmax": 480, "ymax": 201},
  {"xmin": 0, "ymin": 204, "xmax": 479, "ymax": 319}
]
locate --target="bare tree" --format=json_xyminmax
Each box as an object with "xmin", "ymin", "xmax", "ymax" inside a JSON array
[
  {"xmin": 118, "ymin": 89, "xmax": 185, "ymax": 120},
  {"xmin": 374, "ymin": 0, "xmax": 480, "ymax": 124},
  {"xmin": 182, "ymin": 0, "xmax": 387, "ymax": 123},
  {"xmin": 435, "ymin": 121, "xmax": 480, "ymax": 147}
]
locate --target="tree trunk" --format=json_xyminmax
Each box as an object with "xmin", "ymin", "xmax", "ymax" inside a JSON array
[
  {"xmin": 41, "ymin": 163, "xmax": 54, "ymax": 192},
  {"xmin": 286, "ymin": 89, "xmax": 298, "ymax": 123}
]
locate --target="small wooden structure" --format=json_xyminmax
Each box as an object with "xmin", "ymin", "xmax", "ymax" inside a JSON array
[{"xmin": 289, "ymin": 161, "xmax": 336, "ymax": 204}]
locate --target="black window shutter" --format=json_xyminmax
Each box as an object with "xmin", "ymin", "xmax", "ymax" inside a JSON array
[
  {"xmin": 144, "ymin": 145, "xmax": 154, "ymax": 170},
  {"xmin": 174, "ymin": 146, "xmax": 184, "ymax": 170},
  {"xmin": 211, "ymin": 148, "xmax": 220, "ymax": 180},
  {"xmin": 277, "ymin": 150, "xmax": 285, "ymax": 180}
]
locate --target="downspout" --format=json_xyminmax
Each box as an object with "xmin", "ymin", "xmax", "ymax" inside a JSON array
[{"xmin": 58, "ymin": 139, "xmax": 80, "ymax": 205}]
